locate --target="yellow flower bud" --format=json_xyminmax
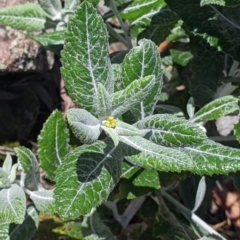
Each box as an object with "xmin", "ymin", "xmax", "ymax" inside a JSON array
[
  {"xmin": 108, "ymin": 116, "xmax": 114, "ymax": 121},
  {"xmin": 105, "ymin": 122, "xmax": 111, "ymax": 128},
  {"xmin": 105, "ymin": 116, "xmax": 116, "ymax": 128}
]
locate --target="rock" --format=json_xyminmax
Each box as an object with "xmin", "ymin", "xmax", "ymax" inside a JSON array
[{"xmin": 0, "ymin": 0, "xmax": 53, "ymax": 73}]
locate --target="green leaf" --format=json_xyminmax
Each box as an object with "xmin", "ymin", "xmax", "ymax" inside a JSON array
[
  {"xmin": 138, "ymin": 8, "xmax": 179, "ymax": 45},
  {"xmin": 81, "ymin": 210, "xmax": 115, "ymax": 240},
  {"xmin": 15, "ymin": 146, "xmax": 40, "ymax": 191},
  {"xmin": 0, "ymin": 219, "xmax": 9, "ymax": 239},
  {"xmin": 38, "ymin": 0, "xmax": 62, "ymax": 17},
  {"xmin": 30, "ymin": 189, "xmax": 55, "ymax": 214},
  {"xmin": 9, "ymin": 163, "xmax": 18, "ymax": 184},
  {"xmin": 120, "ymin": 136, "xmax": 193, "ymax": 172},
  {"xmin": 200, "ymin": 0, "xmax": 240, "ymax": 7},
  {"xmin": 234, "ymin": 120, "xmax": 240, "ymax": 143},
  {"xmin": 121, "ymin": 0, "xmax": 166, "ymax": 25},
  {"xmin": 29, "ymin": 31, "xmax": 65, "ymax": 47},
  {"xmin": 121, "ymin": 162, "xmax": 160, "ymax": 199},
  {"xmin": 6, "ymin": 206, "xmax": 39, "ymax": 240},
  {"xmin": 191, "ymin": 96, "xmax": 239, "ymax": 123},
  {"xmin": 0, "ymin": 3, "xmax": 47, "ymax": 31},
  {"xmin": 0, "ymin": 184, "xmax": 26, "ymax": 224},
  {"xmin": 67, "ymin": 108, "xmax": 101, "ymax": 144},
  {"xmin": 134, "ymin": 114, "xmax": 207, "ymax": 146},
  {"xmin": 96, "ymin": 83, "xmax": 112, "ymax": 120},
  {"xmin": 121, "ymin": 39, "xmax": 163, "ymax": 120},
  {"xmin": 187, "ymin": 97, "xmax": 195, "ymax": 119},
  {"xmin": 115, "ymin": 120, "xmax": 141, "ymax": 136},
  {"xmin": 183, "ymin": 140, "xmax": 240, "ymax": 175},
  {"xmin": 38, "ymin": 109, "xmax": 69, "ymax": 181},
  {"xmin": 61, "ymin": 1, "xmax": 113, "ymax": 114},
  {"xmin": 111, "ymin": 75, "xmax": 156, "ymax": 118},
  {"xmin": 54, "ymin": 140, "xmax": 123, "ymax": 220},
  {"xmin": 165, "ymin": 0, "xmax": 240, "ymax": 62},
  {"xmin": 192, "ymin": 176, "xmax": 206, "ymax": 213},
  {"xmin": 198, "ymin": 235, "xmax": 225, "ymax": 240},
  {"xmin": 112, "ymin": 64, "xmax": 123, "ymax": 91},
  {"xmin": 65, "ymin": 0, "xmax": 81, "ymax": 10},
  {"xmin": 170, "ymin": 49, "xmax": 193, "ymax": 67},
  {"xmin": 100, "ymin": 126, "xmax": 119, "ymax": 147},
  {"xmin": 2, "ymin": 153, "xmax": 12, "ymax": 176},
  {"xmin": 0, "ymin": 168, "xmax": 11, "ymax": 189}
]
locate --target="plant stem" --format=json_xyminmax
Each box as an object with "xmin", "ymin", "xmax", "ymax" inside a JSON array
[
  {"xmin": 210, "ymin": 5, "xmax": 240, "ymax": 31},
  {"xmin": 104, "ymin": 195, "xmax": 146, "ymax": 228},
  {"xmin": 106, "ymin": 23, "xmax": 129, "ymax": 48},
  {"xmin": 120, "ymin": 195, "xmax": 146, "ymax": 227},
  {"xmin": 159, "ymin": 190, "xmax": 227, "ymax": 240},
  {"xmin": 109, "ymin": 0, "xmax": 132, "ymax": 49}
]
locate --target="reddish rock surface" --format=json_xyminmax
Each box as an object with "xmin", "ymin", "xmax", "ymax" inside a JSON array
[{"xmin": 0, "ymin": 0, "xmax": 52, "ymax": 73}]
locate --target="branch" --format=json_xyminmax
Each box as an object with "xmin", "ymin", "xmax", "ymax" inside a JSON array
[{"xmin": 109, "ymin": 0, "xmax": 132, "ymax": 49}]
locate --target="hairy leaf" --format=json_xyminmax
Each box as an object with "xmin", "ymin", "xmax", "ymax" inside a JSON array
[
  {"xmin": 65, "ymin": 0, "xmax": 81, "ymax": 10},
  {"xmin": 38, "ymin": 0, "xmax": 62, "ymax": 17},
  {"xmin": 0, "ymin": 168, "xmax": 11, "ymax": 189},
  {"xmin": 115, "ymin": 121, "xmax": 141, "ymax": 136},
  {"xmin": 192, "ymin": 176, "xmax": 206, "ymax": 213},
  {"xmin": 38, "ymin": 110, "xmax": 69, "ymax": 181},
  {"xmin": 120, "ymin": 136, "xmax": 193, "ymax": 172},
  {"xmin": 96, "ymin": 83, "xmax": 112, "ymax": 120},
  {"xmin": 29, "ymin": 31, "xmax": 65, "ymax": 47},
  {"xmin": 112, "ymin": 64, "xmax": 123, "ymax": 91},
  {"xmin": 0, "ymin": 3, "xmax": 47, "ymax": 31},
  {"xmin": 121, "ymin": 39, "xmax": 163, "ymax": 120},
  {"xmin": 9, "ymin": 164, "xmax": 18, "ymax": 184},
  {"xmin": 234, "ymin": 120, "xmax": 240, "ymax": 143},
  {"xmin": 111, "ymin": 75, "xmax": 156, "ymax": 118},
  {"xmin": 30, "ymin": 189, "xmax": 55, "ymax": 214},
  {"xmin": 198, "ymin": 235, "xmax": 225, "ymax": 240},
  {"xmin": 15, "ymin": 146, "xmax": 40, "ymax": 190},
  {"xmin": 101, "ymin": 126, "xmax": 119, "ymax": 147},
  {"xmin": 67, "ymin": 108, "xmax": 101, "ymax": 144},
  {"xmin": 54, "ymin": 140, "xmax": 123, "ymax": 220},
  {"xmin": 6, "ymin": 206, "xmax": 39, "ymax": 240},
  {"xmin": 191, "ymin": 95, "xmax": 239, "ymax": 123},
  {"xmin": 135, "ymin": 114, "xmax": 206, "ymax": 146},
  {"xmin": 121, "ymin": 0, "xmax": 166, "ymax": 25},
  {"xmin": 0, "ymin": 184, "xmax": 26, "ymax": 224},
  {"xmin": 184, "ymin": 140, "xmax": 240, "ymax": 175},
  {"xmin": 170, "ymin": 49, "xmax": 193, "ymax": 66},
  {"xmin": 2, "ymin": 153, "xmax": 12, "ymax": 176},
  {"xmin": 0, "ymin": 220, "xmax": 9, "ymax": 239},
  {"xmin": 61, "ymin": 2, "xmax": 113, "ymax": 114}
]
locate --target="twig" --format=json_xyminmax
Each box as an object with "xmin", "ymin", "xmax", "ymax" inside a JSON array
[
  {"xmin": 0, "ymin": 146, "xmax": 15, "ymax": 156},
  {"xmin": 104, "ymin": 195, "xmax": 146, "ymax": 228},
  {"xmin": 210, "ymin": 5, "xmax": 240, "ymax": 31},
  {"xmin": 109, "ymin": 0, "xmax": 132, "ymax": 49}
]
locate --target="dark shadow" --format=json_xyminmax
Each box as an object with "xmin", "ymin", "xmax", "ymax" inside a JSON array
[{"xmin": 76, "ymin": 141, "xmax": 123, "ymax": 184}]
